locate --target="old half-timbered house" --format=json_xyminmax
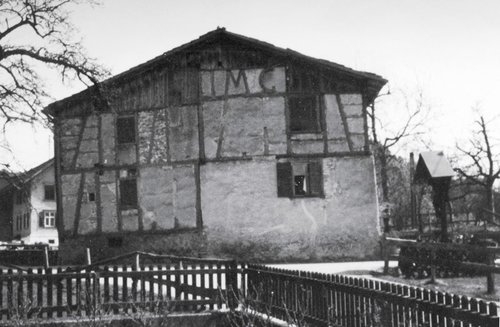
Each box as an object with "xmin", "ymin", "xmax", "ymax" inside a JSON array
[{"xmin": 45, "ymin": 28, "xmax": 387, "ymax": 263}]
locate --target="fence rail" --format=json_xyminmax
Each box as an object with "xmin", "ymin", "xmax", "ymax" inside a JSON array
[
  {"xmin": 0, "ymin": 260, "xmax": 240, "ymax": 321},
  {"xmin": 246, "ymin": 264, "xmax": 500, "ymax": 327},
  {"xmin": 1, "ymin": 254, "xmax": 500, "ymax": 326}
]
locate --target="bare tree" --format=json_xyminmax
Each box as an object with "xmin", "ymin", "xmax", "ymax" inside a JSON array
[
  {"xmin": 370, "ymin": 88, "xmax": 431, "ymax": 200},
  {"xmin": 455, "ymin": 115, "xmax": 500, "ymax": 219},
  {"xmin": 0, "ymin": 0, "xmax": 108, "ymax": 125},
  {"xmin": 369, "ymin": 87, "xmax": 432, "ymax": 230}
]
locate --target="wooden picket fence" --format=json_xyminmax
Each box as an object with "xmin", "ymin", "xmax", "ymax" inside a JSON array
[
  {"xmin": 0, "ymin": 255, "xmax": 240, "ymax": 321},
  {"xmin": 246, "ymin": 264, "xmax": 500, "ymax": 327},
  {"xmin": 1, "ymin": 255, "xmax": 500, "ymax": 326}
]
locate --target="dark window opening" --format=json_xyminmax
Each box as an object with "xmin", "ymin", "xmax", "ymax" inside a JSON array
[
  {"xmin": 294, "ymin": 175, "xmax": 306, "ymax": 196},
  {"xmin": 88, "ymin": 192, "xmax": 96, "ymax": 202},
  {"xmin": 277, "ymin": 161, "xmax": 323, "ymax": 198},
  {"xmin": 116, "ymin": 116, "xmax": 136, "ymax": 144},
  {"xmin": 119, "ymin": 178, "xmax": 137, "ymax": 208},
  {"xmin": 289, "ymin": 96, "xmax": 321, "ymax": 133},
  {"xmin": 108, "ymin": 237, "xmax": 123, "ymax": 248},
  {"xmin": 48, "ymin": 239, "xmax": 55, "ymax": 244},
  {"xmin": 44, "ymin": 185, "xmax": 55, "ymax": 201}
]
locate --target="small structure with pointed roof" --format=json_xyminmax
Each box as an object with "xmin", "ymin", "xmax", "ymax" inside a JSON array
[{"xmin": 414, "ymin": 151, "xmax": 455, "ymax": 241}]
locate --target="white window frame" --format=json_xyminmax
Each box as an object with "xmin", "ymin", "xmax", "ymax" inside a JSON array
[{"xmin": 43, "ymin": 210, "xmax": 56, "ymax": 228}]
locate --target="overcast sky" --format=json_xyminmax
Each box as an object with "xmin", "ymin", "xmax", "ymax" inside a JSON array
[{"xmin": 3, "ymin": 0, "xmax": 500, "ymax": 170}]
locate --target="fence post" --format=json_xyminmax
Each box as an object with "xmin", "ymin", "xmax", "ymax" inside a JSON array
[
  {"xmin": 85, "ymin": 248, "xmax": 92, "ymax": 265},
  {"xmin": 487, "ymin": 253, "xmax": 495, "ymax": 294},
  {"xmin": 382, "ymin": 235, "xmax": 389, "ymax": 274},
  {"xmin": 135, "ymin": 253, "xmax": 140, "ymax": 271},
  {"xmin": 43, "ymin": 245, "xmax": 50, "ymax": 269},
  {"xmin": 227, "ymin": 260, "xmax": 238, "ymax": 309},
  {"xmin": 430, "ymin": 248, "xmax": 436, "ymax": 283}
]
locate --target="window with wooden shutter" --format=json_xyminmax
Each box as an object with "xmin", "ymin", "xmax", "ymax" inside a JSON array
[
  {"xmin": 277, "ymin": 162, "xmax": 293, "ymax": 197},
  {"xmin": 40, "ymin": 210, "xmax": 56, "ymax": 228},
  {"xmin": 116, "ymin": 116, "xmax": 136, "ymax": 144},
  {"xmin": 276, "ymin": 161, "xmax": 324, "ymax": 198}
]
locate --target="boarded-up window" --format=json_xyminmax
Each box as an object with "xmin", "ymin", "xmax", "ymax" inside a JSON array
[
  {"xmin": 44, "ymin": 185, "xmax": 55, "ymax": 200},
  {"xmin": 116, "ymin": 116, "xmax": 136, "ymax": 144},
  {"xmin": 289, "ymin": 96, "xmax": 321, "ymax": 133},
  {"xmin": 277, "ymin": 161, "xmax": 323, "ymax": 197},
  {"xmin": 119, "ymin": 177, "xmax": 137, "ymax": 208}
]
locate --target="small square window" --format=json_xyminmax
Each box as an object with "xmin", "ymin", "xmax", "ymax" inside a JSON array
[
  {"xmin": 48, "ymin": 239, "xmax": 55, "ymax": 244},
  {"xmin": 277, "ymin": 161, "xmax": 323, "ymax": 198},
  {"xmin": 88, "ymin": 192, "xmax": 96, "ymax": 202},
  {"xmin": 289, "ymin": 96, "xmax": 321, "ymax": 133},
  {"xmin": 116, "ymin": 116, "xmax": 136, "ymax": 144},
  {"xmin": 44, "ymin": 185, "xmax": 55, "ymax": 201}
]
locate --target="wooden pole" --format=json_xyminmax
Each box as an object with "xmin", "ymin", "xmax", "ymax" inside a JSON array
[
  {"xmin": 43, "ymin": 246, "xmax": 50, "ymax": 269},
  {"xmin": 430, "ymin": 249, "xmax": 436, "ymax": 284},
  {"xmin": 487, "ymin": 254, "xmax": 495, "ymax": 294},
  {"xmin": 382, "ymin": 235, "xmax": 389, "ymax": 275},
  {"xmin": 85, "ymin": 248, "xmax": 92, "ymax": 265},
  {"xmin": 135, "ymin": 253, "xmax": 140, "ymax": 271}
]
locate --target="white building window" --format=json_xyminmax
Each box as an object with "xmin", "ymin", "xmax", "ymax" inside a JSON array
[{"xmin": 42, "ymin": 211, "xmax": 56, "ymax": 228}]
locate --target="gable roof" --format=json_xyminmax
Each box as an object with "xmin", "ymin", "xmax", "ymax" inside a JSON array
[
  {"xmin": 0, "ymin": 159, "xmax": 54, "ymax": 195},
  {"xmin": 414, "ymin": 151, "xmax": 454, "ymax": 183},
  {"xmin": 45, "ymin": 27, "xmax": 387, "ymax": 115}
]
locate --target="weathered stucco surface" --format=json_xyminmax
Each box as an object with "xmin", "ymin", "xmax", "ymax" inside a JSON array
[
  {"xmin": 60, "ymin": 173, "xmax": 80, "ymax": 232},
  {"xmin": 168, "ymin": 106, "xmax": 199, "ymax": 161},
  {"xmin": 138, "ymin": 165, "xmax": 197, "ymax": 231},
  {"xmin": 201, "ymin": 156, "xmax": 380, "ymax": 261},
  {"xmin": 203, "ymin": 97, "xmax": 286, "ymax": 158}
]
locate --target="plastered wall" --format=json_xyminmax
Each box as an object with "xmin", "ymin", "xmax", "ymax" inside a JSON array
[{"xmin": 201, "ymin": 156, "xmax": 380, "ymax": 261}]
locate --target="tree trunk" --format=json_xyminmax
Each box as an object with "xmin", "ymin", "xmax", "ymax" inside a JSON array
[
  {"xmin": 379, "ymin": 148, "xmax": 389, "ymax": 202},
  {"xmin": 486, "ymin": 182, "xmax": 495, "ymax": 222}
]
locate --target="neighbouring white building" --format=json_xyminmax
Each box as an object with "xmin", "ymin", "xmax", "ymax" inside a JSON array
[{"xmin": 1, "ymin": 159, "xmax": 59, "ymax": 248}]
